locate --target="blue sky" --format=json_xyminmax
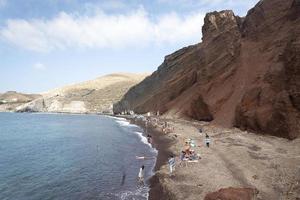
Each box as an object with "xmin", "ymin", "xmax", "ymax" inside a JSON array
[{"xmin": 0, "ymin": 0, "xmax": 258, "ymax": 93}]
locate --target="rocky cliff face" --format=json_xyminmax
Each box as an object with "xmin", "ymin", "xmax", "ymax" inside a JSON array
[
  {"xmin": 17, "ymin": 73, "xmax": 147, "ymax": 114},
  {"xmin": 114, "ymin": 0, "xmax": 300, "ymax": 139}
]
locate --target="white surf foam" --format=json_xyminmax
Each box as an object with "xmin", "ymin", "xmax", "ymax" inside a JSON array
[
  {"xmin": 114, "ymin": 118, "xmax": 158, "ymax": 153},
  {"xmin": 116, "ymin": 120, "xmax": 130, "ymax": 126},
  {"xmin": 116, "ymin": 186, "xmax": 149, "ymax": 200},
  {"xmin": 116, "ymin": 120, "xmax": 138, "ymax": 128},
  {"xmin": 106, "ymin": 115, "xmax": 127, "ymax": 121},
  {"xmin": 134, "ymin": 132, "xmax": 151, "ymax": 147}
]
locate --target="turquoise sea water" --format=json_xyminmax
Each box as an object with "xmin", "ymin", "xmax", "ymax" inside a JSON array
[{"xmin": 0, "ymin": 113, "xmax": 156, "ymax": 200}]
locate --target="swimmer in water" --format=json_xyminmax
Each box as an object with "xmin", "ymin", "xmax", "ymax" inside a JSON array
[{"xmin": 121, "ymin": 171, "xmax": 126, "ymax": 186}]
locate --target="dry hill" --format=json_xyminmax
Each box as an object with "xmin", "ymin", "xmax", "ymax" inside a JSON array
[
  {"xmin": 17, "ymin": 73, "xmax": 148, "ymax": 113},
  {"xmin": 0, "ymin": 91, "xmax": 41, "ymax": 112}
]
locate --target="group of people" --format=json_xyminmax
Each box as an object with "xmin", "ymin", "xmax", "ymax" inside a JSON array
[
  {"xmin": 137, "ymin": 120, "xmax": 212, "ymax": 182},
  {"xmin": 179, "ymin": 138, "xmax": 201, "ymax": 164},
  {"xmin": 162, "ymin": 121, "xmax": 174, "ymax": 134},
  {"xmin": 180, "ymin": 149, "xmax": 199, "ymax": 163},
  {"xmin": 138, "ymin": 129, "xmax": 212, "ymax": 181},
  {"xmin": 167, "ymin": 129, "xmax": 211, "ymax": 175}
]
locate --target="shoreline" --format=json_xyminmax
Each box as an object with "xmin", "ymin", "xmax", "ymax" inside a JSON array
[
  {"xmin": 1, "ymin": 112, "xmax": 170, "ymax": 199},
  {"xmin": 3, "ymin": 112, "xmax": 170, "ymax": 199},
  {"xmin": 4, "ymin": 112, "xmax": 300, "ymax": 199},
  {"xmin": 124, "ymin": 116, "xmax": 174, "ymax": 200}
]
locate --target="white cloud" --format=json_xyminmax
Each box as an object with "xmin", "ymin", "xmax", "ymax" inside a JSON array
[
  {"xmin": 33, "ymin": 62, "xmax": 46, "ymax": 70},
  {"xmin": 0, "ymin": 8, "xmax": 204, "ymax": 52}
]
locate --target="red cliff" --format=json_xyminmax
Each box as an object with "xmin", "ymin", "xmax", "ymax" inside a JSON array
[{"xmin": 114, "ymin": 0, "xmax": 300, "ymax": 139}]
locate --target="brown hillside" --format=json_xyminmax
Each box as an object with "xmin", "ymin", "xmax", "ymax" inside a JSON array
[
  {"xmin": 0, "ymin": 91, "xmax": 40, "ymax": 103},
  {"xmin": 0, "ymin": 91, "xmax": 41, "ymax": 111},
  {"xmin": 114, "ymin": 0, "xmax": 300, "ymax": 139},
  {"xmin": 17, "ymin": 73, "xmax": 148, "ymax": 113}
]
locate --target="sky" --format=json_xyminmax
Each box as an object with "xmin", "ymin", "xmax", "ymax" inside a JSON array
[{"xmin": 0, "ymin": 0, "xmax": 259, "ymax": 93}]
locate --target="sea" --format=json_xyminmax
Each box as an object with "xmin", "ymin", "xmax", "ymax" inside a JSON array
[{"xmin": 0, "ymin": 112, "xmax": 157, "ymax": 200}]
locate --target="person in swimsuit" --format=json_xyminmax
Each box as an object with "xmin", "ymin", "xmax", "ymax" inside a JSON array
[{"xmin": 138, "ymin": 165, "xmax": 145, "ymax": 181}]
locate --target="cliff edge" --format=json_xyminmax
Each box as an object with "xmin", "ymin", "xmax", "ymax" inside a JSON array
[{"xmin": 114, "ymin": 0, "xmax": 300, "ymax": 139}]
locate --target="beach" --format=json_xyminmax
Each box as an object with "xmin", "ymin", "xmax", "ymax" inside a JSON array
[{"xmin": 127, "ymin": 115, "xmax": 300, "ymax": 200}]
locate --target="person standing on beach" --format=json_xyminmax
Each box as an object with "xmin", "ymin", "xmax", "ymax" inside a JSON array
[
  {"xmin": 168, "ymin": 155, "xmax": 176, "ymax": 174},
  {"xmin": 147, "ymin": 134, "xmax": 153, "ymax": 144},
  {"xmin": 199, "ymin": 128, "xmax": 203, "ymax": 134},
  {"xmin": 205, "ymin": 134, "xmax": 211, "ymax": 147},
  {"xmin": 179, "ymin": 151, "xmax": 186, "ymax": 166},
  {"xmin": 138, "ymin": 165, "xmax": 145, "ymax": 182}
]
